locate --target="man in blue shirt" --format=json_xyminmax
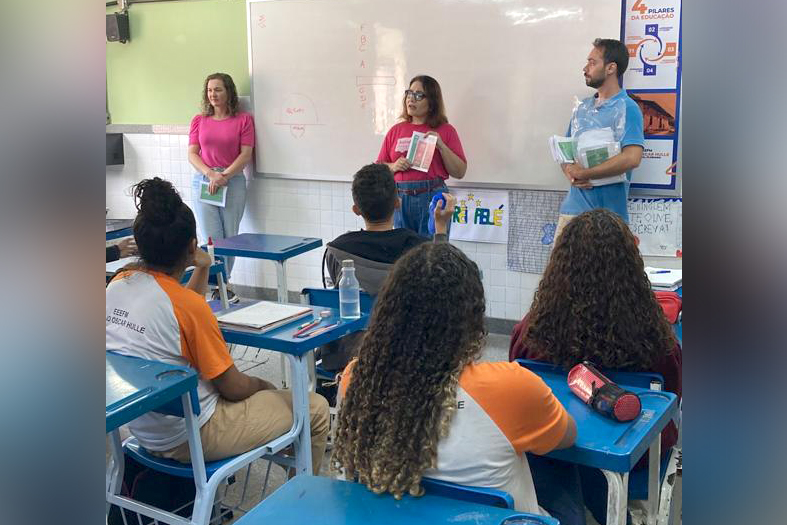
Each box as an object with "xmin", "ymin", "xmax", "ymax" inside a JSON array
[{"xmin": 556, "ymin": 38, "xmax": 644, "ymax": 238}]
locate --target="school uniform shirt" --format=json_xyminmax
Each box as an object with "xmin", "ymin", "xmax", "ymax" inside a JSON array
[
  {"xmin": 189, "ymin": 112, "xmax": 255, "ymax": 168},
  {"xmin": 376, "ymin": 121, "xmax": 466, "ymax": 182},
  {"xmin": 340, "ymin": 360, "xmax": 569, "ymax": 514},
  {"xmin": 106, "ymin": 269, "xmax": 233, "ymax": 451}
]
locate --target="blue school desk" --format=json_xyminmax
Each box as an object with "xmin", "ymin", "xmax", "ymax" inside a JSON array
[
  {"xmin": 210, "ymin": 233, "xmax": 323, "ymax": 385},
  {"xmin": 106, "ymin": 353, "xmax": 199, "ymax": 514},
  {"xmin": 210, "ymin": 233, "xmax": 322, "ymax": 302},
  {"xmin": 233, "ymin": 475, "xmax": 557, "ymax": 525},
  {"xmin": 106, "ymin": 218, "xmax": 134, "ymax": 241},
  {"xmin": 518, "ymin": 361, "xmax": 678, "ymax": 525},
  {"xmin": 218, "ymin": 301, "xmax": 368, "ymax": 477},
  {"xmin": 106, "ymin": 352, "xmax": 198, "ymax": 433}
]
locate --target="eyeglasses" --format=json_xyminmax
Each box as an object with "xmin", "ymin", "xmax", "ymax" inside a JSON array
[{"xmin": 404, "ymin": 90, "xmax": 426, "ymax": 101}]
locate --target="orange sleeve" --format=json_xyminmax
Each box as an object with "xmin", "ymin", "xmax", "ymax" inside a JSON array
[
  {"xmin": 160, "ymin": 277, "xmax": 233, "ymax": 380},
  {"xmin": 337, "ymin": 358, "xmax": 358, "ymax": 399},
  {"xmin": 178, "ymin": 300, "xmax": 233, "ymax": 380},
  {"xmin": 461, "ymin": 362, "xmax": 569, "ymax": 455}
]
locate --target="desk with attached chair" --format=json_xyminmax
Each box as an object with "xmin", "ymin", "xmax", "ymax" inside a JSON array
[
  {"xmin": 216, "ymin": 301, "xmax": 368, "ymax": 477},
  {"xmin": 516, "ymin": 360, "xmax": 679, "ymax": 525}
]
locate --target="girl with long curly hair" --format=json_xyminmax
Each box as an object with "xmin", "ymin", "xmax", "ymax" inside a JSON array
[
  {"xmin": 509, "ymin": 208, "xmax": 682, "ymax": 525},
  {"xmin": 333, "ymin": 242, "xmax": 576, "ymax": 515}
]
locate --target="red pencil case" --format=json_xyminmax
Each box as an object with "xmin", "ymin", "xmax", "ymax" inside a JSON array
[{"xmin": 568, "ymin": 361, "xmax": 642, "ymax": 422}]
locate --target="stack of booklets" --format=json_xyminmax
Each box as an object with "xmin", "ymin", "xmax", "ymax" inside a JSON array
[
  {"xmin": 645, "ymin": 267, "xmax": 682, "ymax": 291},
  {"xmin": 216, "ymin": 301, "xmax": 313, "ymax": 334},
  {"xmin": 548, "ymin": 128, "xmax": 626, "ymax": 187}
]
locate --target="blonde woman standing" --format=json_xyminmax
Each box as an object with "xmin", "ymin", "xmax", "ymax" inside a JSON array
[{"xmin": 188, "ymin": 72, "xmax": 254, "ymax": 303}]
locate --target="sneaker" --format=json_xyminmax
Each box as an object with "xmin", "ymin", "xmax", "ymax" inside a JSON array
[{"xmin": 212, "ymin": 288, "xmax": 240, "ymax": 304}]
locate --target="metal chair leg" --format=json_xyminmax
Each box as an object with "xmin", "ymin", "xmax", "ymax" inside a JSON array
[{"xmin": 602, "ymin": 470, "xmax": 629, "ymax": 525}]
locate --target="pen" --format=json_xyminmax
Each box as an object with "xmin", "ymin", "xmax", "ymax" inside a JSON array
[
  {"xmin": 649, "ymin": 270, "xmax": 671, "ymax": 274},
  {"xmin": 297, "ymin": 318, "xmax": 317, "ymax": 330},
  {"xmin": 297, "ymin": 321, "xmax": 340, "ymax": 338},
  {"xmin": 292, "ymin": 319, "xmax": 321, "ymax": 337}
]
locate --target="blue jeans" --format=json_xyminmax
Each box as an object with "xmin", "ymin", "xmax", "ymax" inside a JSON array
[
  {"xmin": 528, "ymin": 454, "xmax": 587, "ymax": 525},
  {"xmin": 191, "ymin": 173, "xmax": 247, "ymax": 279},
  {"xmin": 394, "ymin": 180, "xmax": 450, "ymax": 238}
]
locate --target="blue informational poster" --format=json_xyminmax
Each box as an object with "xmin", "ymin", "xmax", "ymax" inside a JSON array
[{"xmin": 622, "ymin": 0, "xmax": 682, "ymax": 192}]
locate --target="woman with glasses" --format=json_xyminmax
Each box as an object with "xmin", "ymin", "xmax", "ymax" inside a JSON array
[{"xmin": 376, "ymin": 75, "xmax": 467, "ymax": 237}]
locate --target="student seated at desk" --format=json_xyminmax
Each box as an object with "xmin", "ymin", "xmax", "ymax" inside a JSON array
[
  {"xmin": 106, "ymin": 178, "xmax": 329, "ymax": 473},
  {"xmin": 319, "ymin": 163, "xmax": 453, "ymax": 373},
  {"xmin": 509, "ymin": 209, "xmax": 682, "ymax": 525},
  {"xmin": 333, "ymin": 242, "xmax": 576, "ymax": 515},
  {"xmin": 324, "ymin": 163, "xmax": 452, "ymax": 293}
]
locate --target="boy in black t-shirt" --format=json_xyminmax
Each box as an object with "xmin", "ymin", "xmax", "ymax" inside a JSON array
[
  {"xmin": 325, "ymin": 163, "xmax": 451, "ymax": 294},
  {"xmin": 319, "ymin": 164, "xmax": 453, "ymax": 376}
]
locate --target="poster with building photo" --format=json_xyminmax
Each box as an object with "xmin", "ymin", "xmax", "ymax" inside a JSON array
[{"xmin": 622, "ymin": 0, "xmax": 682, "ymax": 191}]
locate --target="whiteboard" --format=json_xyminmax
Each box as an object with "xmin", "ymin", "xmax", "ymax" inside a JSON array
[{"xmin": 247, "ymin": 0, "xmax": 619, "ymax": 190}]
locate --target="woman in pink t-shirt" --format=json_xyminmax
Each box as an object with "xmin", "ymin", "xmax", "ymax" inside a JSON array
[
  {"xmin": 188, "ymin": 73, "xmax": 255, "ymax": 302},
  {"xmin": 376, "ymin": 75, "xmax": 467, "ymax": 237}
]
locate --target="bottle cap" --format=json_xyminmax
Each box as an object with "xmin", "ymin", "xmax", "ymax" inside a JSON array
[{"xmin": 341, "ymin": 259, "xmax": 355, "ymax": 268}]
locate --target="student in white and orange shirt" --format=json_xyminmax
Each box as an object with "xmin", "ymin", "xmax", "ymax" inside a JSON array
[
  {"xmin": 106, "ymin": 177, "xmax": 329, "ymax": 473},
  {"xmin": 332, "ymin": 240, "xmax": 577, "ymax": 516}
]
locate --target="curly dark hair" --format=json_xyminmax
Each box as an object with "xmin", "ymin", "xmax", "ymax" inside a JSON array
[
  {"xmin": 201, "ymin": 73, "xmax": 240, "ymax": 117},
  {"xmin": 522, "ymin": 209, "xmax": 675, "ymax": 370},
  {"xmin": 131, "ymin": 177, "xmax": 196, "ymax": 270},
  {"xmin": 332, "ymin": 242, "xmax": 486, "ymax": 498}
]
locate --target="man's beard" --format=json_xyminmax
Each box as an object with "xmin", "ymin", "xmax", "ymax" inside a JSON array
[{"xmin": 585, "ymin": 74, "xmax": 604, "ymax": 89}]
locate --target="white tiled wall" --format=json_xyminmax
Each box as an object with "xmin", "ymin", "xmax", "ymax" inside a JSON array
[{"xmin": 106, "ymin": 132, "xmax": 679, "ymax": 321}]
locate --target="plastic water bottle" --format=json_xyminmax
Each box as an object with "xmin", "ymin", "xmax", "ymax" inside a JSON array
[{"xmin": 338, "ymin": 260, "xmax": 361, "ymax": 320}]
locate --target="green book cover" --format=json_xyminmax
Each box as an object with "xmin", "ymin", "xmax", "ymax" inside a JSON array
[
  {"xmin": 199, "ymin": 182, "xmax": 227, "ymax": 206},
  {"xmin": 584, "ymin": 146, "xmax": 609, "ymax": 168},
  {"xmin": 557, "ymin": 140, "xmax": 575, "ymax": 161}
]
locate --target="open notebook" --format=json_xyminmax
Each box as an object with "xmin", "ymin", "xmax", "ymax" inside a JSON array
[
  {"xmin": 216, "ymin": 301, "xmax": 313, "ymax": 334},
  {"xmin": 645, "ymin": 267, "xmax": 682, "ymax": 290}
]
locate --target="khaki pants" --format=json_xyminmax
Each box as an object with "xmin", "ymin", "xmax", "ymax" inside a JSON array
[
  {"xmin": 154, "ymin": 390, "xmax": 329, "ymax": 475},
  {"xmin": 554, "ymin": 214, "xmax": 576, "ymax": 244}
]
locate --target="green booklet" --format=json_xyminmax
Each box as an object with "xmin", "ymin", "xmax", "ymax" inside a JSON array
[
  {"xmin": 557, "ymin": 140, "xmax": 576, "ymax": 161},
  {"xmin": 582, "ymin": 146, "xmax": 610, "ymax": 168},
  {"xmin": 199, "ymin": 181, "xmax": 227, "ymax": 207},
  {"xmin": 549, "ymin": 135, "xmax": 577, "ymax": 163}
]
